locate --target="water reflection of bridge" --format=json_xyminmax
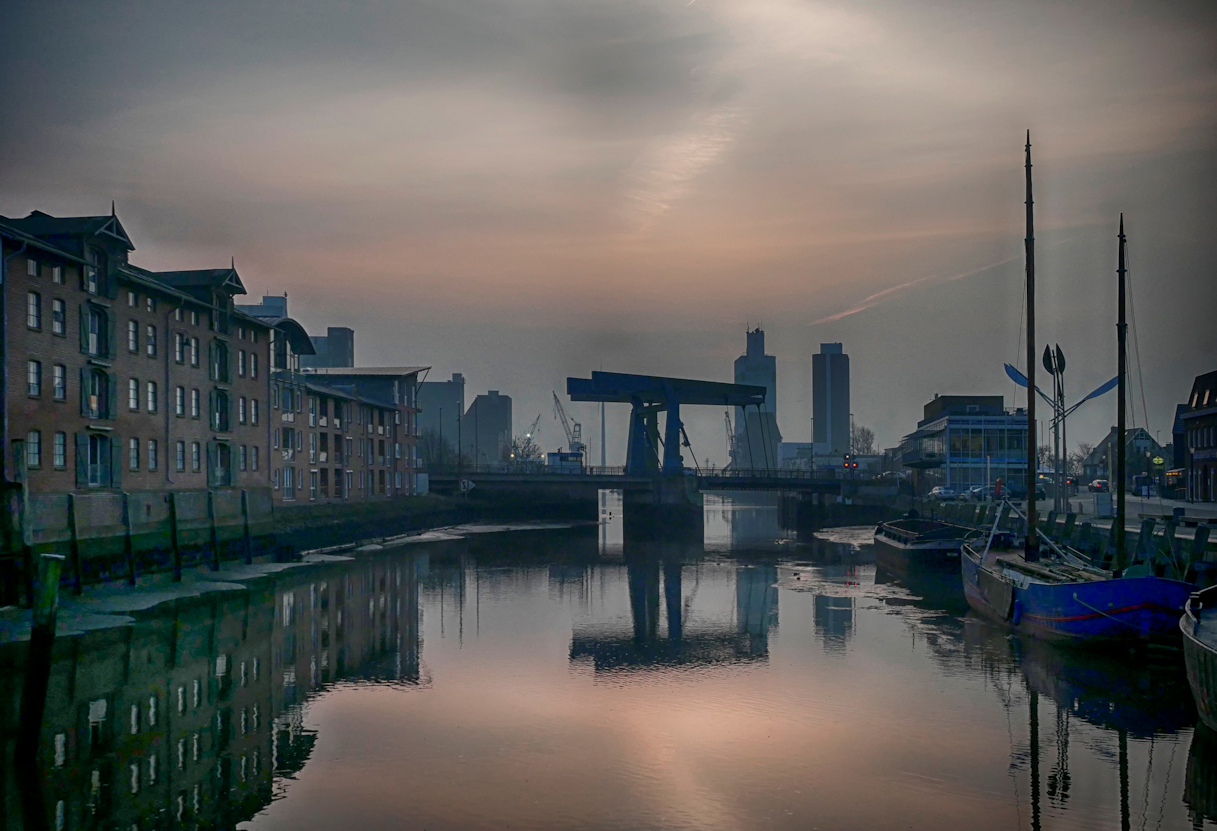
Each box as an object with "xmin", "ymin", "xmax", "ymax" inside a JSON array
[
  {"xmin": 0, "ymin": 550, "xmax": 425, "ymax": 831},
  {"xmin": 567, "ymin": 558, "xmax": 779, "ymax": 672}
]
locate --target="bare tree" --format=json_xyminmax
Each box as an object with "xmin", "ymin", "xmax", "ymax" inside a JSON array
[
  {"xmin": 418, "ymin": 428, "xmax": 471, "ymax": 471},
  {"xmin": 1067, "ymin": 441, "xmax": 1095, "ymax": 479},
  {"xmin": 851, "ymin": 424, "xmax": 876, "ymax": 455},
  {"xmin": 1037, "ymin": 444, "xmax": 1053, "ymax": 470},
  {"xmin": 505, "ymin": 432, "xmax": 544, "ymax": 463}
]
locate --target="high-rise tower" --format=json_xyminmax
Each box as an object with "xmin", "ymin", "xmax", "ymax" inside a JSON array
[
  {"xmin": 732, "ymin": 328, "xmax": 781, "ymax": 469},
  {"xmin": 812, "ymin": 343, "xmax": 850, "ymax": 456}
]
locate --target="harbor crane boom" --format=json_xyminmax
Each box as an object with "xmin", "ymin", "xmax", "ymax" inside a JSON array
[{"xmin": 552, "ymin": 392, "xmax": 586, "ymax": 454}]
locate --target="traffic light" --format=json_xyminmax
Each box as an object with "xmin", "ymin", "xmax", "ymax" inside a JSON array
[{"xmin": 843, "ymin": 453, "xmax": 851, "ymax": 470}]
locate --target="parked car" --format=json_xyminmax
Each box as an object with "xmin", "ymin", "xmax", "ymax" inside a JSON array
[
  {"xmin": 1088, "ymin": 479, "xmax": 1109, "ymax": 493},
  {"xmin": 928, "ymin": 486, "xmax": 957, "ymax": 500},
  {"xmin": 1007, "ymin": 483, "xmax": 1047, "ymax": 500},
  {"xmin": 966, "ymin": 485, "xmax": 995, "ymax": 502}
]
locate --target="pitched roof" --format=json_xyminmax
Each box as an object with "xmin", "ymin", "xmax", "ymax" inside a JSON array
[
  {"xmin": 1, "ymin": 210, "xmax": 134, "ymax": 250},
  {"xmin": 155, "ymin": 268, "xmax": 246, "ymax": 296}
]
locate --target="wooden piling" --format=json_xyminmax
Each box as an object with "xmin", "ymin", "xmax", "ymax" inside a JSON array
[
  {"xmin": 240, "ymin": 489, "xmax": 253, "ymax": 566},
  {"xmin": 207, "ymin": 490, "xmax": 220, "ymax": 571},
  {"xmin": 66, "ymin": 493, "xmax": 82, "ymax": 594},
  {"xmin": 16, "ymin": 553, "xmax": 65, "ymax": 759},
  {"xmin": 122, "ymin": 492, "xmax": 135, "ymax": 586},
  {"xmin": 169, "ymin": 491, "xmax": 182, "ymax": 582}
]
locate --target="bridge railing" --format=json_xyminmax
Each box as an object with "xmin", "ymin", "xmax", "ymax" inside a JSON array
[
  {"xmin": 698, "ymin": 467, "xmax": 842, "ymax": 480},
  {"xmin": 426, "ymin": 463, "xmax": 627, "ymax": 477}
]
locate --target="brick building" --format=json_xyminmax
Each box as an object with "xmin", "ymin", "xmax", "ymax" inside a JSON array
[
  {"xmin": 0, "ymin": 210, "xmax": 271, "ymax": 495},
  {"xmin": 1184, "ymin": 370, "xmax": 1217, "ymax": 502}
]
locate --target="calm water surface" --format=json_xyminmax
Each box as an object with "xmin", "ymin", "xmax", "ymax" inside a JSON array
[{"xmin": 5, "ymin": 493, "xmax": 1215, "ymax": 830}]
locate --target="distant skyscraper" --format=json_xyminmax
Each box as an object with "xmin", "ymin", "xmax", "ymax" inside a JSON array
[
  {"xmin": 813, "ymin": 343, "xmax": 850, "ymax": 455},
  {"xmin": 463, "ymin": 390, "xmax": 512, "ymax": 464},
  {"xmin": 301, "ymin": 327, "xmax": 355, "ymax": 368},
  {"xmin": 733, "ymin": 328, "xmax": 781, "ymax": 469},
  {"xmin": 417, "ymin": 373, "xmax": 465, "ymax": 448}
]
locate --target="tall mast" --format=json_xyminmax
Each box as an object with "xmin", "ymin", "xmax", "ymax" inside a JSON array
[
  {"xmin": 1024, "ymin": 131, "xmax": 1038, "ymax": 560},
  {"xmin": 1115, "ymin": 215, "xmax": 1128, "ymax": 570}
]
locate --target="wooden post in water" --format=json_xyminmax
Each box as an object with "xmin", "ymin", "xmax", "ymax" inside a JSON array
[
  {"xmin": 122, "ymin": 492, "xmax": 135, "ymax": 586},
  {"xmin": 1029, "ymin": 689, "xmax": 1041, "ymax": 831},
  {"xmin": 169, "ymin": 491, "xmax": 182, "ymax": 582},
  {"xmin": 66, "ymin": 492, "xmax": 82, "ymax": 594},
  {"xmin": 241, "ymin": 489, "xmax": 253, "ymax": 566},
  {"xmin": 207, "ymin": 490, "xmax": 220, "ymax": 571},
  {"xmin": 16, "ymin": 553, "xmax": 65, "ymax": 760}
]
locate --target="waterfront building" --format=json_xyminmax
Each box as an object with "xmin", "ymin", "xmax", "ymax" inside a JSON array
[
  {"xmin": 897, "ymin": 394, "xmax": 1028, "ymax": 493},
  {"xmin": 812, "ymin": 343, "xmax": 850, "ymax": 457},
  {"xmin": 417, "ymin": 372, "xmax": 466, "ymax": 449},
  {"xmin": 299, "ymin": 326, "xmax": 355, "ymax": 369},
  {"xmin": 732, "ymin": 328, "xmax": 782, "ymax": 469},
  {"xmin": 1183, "ymin": 370, "xmax": 1217, "ymax": 502},
  {"xmin": 1080, "ymin": 426, "xmax": 1164, "ymax": 487},
  {"xmin": 0, "ymin": 210, "xmax": 272, "ymax": 495},
  {"xmin": 463, "ymin": 390, "xmax": 512, "ymax": 465},
  {"xmin": 303, "ymin": 367, "xmax": 426, "ymax": 497}
]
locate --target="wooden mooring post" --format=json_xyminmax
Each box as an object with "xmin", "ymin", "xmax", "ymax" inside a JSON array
[{"xmin": 17, "ymin": 553, "xmax": 65, "ymax": 759}]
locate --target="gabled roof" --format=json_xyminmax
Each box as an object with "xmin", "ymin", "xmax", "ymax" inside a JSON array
[
  {"xmin": 155, "ymin": 268, "xmax": 246, "ymax": 296},
  {"xmin": 1, "ymin": 210, "xmax": 134, "ymax": 250}
]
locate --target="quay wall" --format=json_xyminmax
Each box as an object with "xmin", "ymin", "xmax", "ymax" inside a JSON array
[{"xmin": 2, "ymin": 487, "xmax": 471, "ymax": 602}]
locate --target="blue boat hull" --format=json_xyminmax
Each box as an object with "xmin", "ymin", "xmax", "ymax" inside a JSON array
[{"xmin": 961, "ymin": 547, "xmax": 1193, "ymax": 645}]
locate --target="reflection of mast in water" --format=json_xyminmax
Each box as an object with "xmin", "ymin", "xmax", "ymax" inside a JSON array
[{"xmin": 1185, "ymin": 725, "xmax": 1217, "ymax": 825}]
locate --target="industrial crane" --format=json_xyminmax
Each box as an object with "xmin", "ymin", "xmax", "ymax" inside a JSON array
[
  {"xmin": 724, "ymin": 410, "xmax": 736, "ymax": 466},
  {"xmin": 552, "ymin": 392, "xmax": 586, "ymax": 455}
]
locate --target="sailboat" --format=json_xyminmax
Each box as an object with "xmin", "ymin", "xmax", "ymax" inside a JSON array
[{"xmin": 959, "ymin": 135, "xmax": 1193, "ymax": 645}]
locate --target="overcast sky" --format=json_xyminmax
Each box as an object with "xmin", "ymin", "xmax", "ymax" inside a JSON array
[{"xmin": 3, "ymin": 0, "xmax": 1214, "ymax": 462}]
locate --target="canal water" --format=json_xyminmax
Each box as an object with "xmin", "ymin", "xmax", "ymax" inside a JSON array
[{"xmin": 3, "ymin": 493, "xmax": 1215, "ymax": 830}]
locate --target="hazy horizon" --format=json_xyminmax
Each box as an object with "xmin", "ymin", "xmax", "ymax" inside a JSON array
[{"xmin": 4, "ymin": 0, "xmax": 1214, "ymax": 464}]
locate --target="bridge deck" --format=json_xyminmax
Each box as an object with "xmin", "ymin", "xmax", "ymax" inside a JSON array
[{"xmin": 428, "ymin": 468, "xmax": 842, "ymax": 493}]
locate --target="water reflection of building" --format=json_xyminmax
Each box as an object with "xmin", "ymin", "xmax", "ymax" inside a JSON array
[
  {"xmin": 1, "ymin": 551, "xmax": 422, "ymax": 831},
  {"xmin": 813, "ymin": 595, "xmax": 855, "ymax": 654},
  {"xmin": 568, "ymin": 562, "xmax": 778, "ymax": 671}
]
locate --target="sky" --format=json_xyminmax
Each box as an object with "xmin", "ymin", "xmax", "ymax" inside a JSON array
[{"xmin": 3, "ymin": 0, "xmax": 1215, "ymax": 464}]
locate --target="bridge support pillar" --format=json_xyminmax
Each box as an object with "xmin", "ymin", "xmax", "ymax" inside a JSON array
[{"xmin": 622, "ymin": 476, "xmax": 703, "ymax": 542}]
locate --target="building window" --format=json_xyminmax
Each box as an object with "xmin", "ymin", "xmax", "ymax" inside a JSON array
[
  {"xmin": 190, "ymin": 336, "xmax": 200, "ymax": 367},
  {"xmin": 51, "ymin": 265, "xmax": 62, "ymax": 284},
  {"xmin": 251, "ymin": 446, "xmax": 259, "ymax": 471},
  {"xmin": 212, "ymin": 340, "xmax": 230, "ymax": 383},
  {"xmin": 85, "ymin": 249, "xmax": 102, "ymax": 294},
  {"xmin": 146, "ymin": 325, "xmax": 157, "ymax": 357},
  {"xmin": 214, "ymin": 390, "xmax": 230, "ymax": 432},
  {"xmin": 273, "ymin": 428, "xmax": 280, "ymax": 449},
  {"xmin": 273, "ymin": 468, "xmax": 280, "ymax": 489},
  {"xmin": 310, "ymin": 471, "xmax": 318, "ymax": 500},
  {"xmin": 146, "ymin": 296, "xmax": 156, "ymax": 313},
  {"xmin": 84, "ymin": 306, "xmax": 108, "ymax": 357},
  {"xmin": 127, "ymin": 290, "xmax": 138, "ymax": 308},
  {"xmin": 176, "ymin": 441, "xmax": 186, "ymax": 471},
  {"xmin": 53, "ymin": 433, "xmax": 66, "ymax": 468},
  {"xmin": 175, "ymin": 333, "xmax": 185, "ymax": 362},
  {"xmin": 27, "ymin": 291, "xmax": 41, "ymax": 329},
  {"xmin": 27, "ymin": 258, "xmax": 37, "ymax": 276},
  {"xmin": 309, "ymin": 432, "xmax": 317, "ymax": 463},
  {"xmin": 251, "ymin": 399, "xmax": 259, "ymax": 425},
  {"xmin": 272, "ymin": 385, "xmax": 279, "ymax": 409},
  {"xmin": 250, "ymin": 352, "xmax": 258, "ymax": 379},
  {"xmin": 239, "ymin": 396, "xmax": 247, "ymax": 424},
  {"xmin": 175, "ymin": 307, "xmax": 183, "ymax": 322},
  {"xmin": 238, "ymin": 350, "xmax": 246, "ymax": 377},
  {"xmin": 148, "ymin": 440, "xmax": 158, "ymax": 471},
  {"xmin": 191, "ymin": 388, "xmax": 200, "ymax": 419},
  {"xmin": 191, "ymin": 442, "xmax": 201, "ymax": 471},
  {"xmin": 240, "ymin": 445, "xmax": 248, "ymax": 471},
  {"xmin": 129, "ymin": 437, "xmax": 140, "ymax": 470},
  {"xmin": 127, "ymin": 320, "xmax": 138, "ymax": 352},
  {"xmin": 27, "ymin": 360, "xmax": 41, "ymax": 396},
  {"xmin": 51, "ymin": 299, "xmax": 65, "ymax": 335},
  {"xmin": 26, "ymin": 431, "xmax": 41, "ymax": 468},
  {"xmin": 82, "ymin": 434, "xmax": 112, "ymax": 487},
  {"xmin": 146, "ymin": 381, "xmax": 158, "ymax": 413},
  {"xmin": 176, "ymin": 386, "xmax": 186, "ymax": 416},
  {"xmin": 128, "ymin": 378, "xmax": 139, "ymax": 410},
  {"xmin": 191, "ymin": 310, "xmax": 199, "ymax": 326}
]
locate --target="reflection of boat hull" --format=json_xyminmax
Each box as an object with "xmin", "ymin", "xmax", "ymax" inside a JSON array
[
  {"xmin": 962, "ymin": 543, "xmax": 1193, "ymax": 645},
  {"xmin": 873, "ymin": 519, "xmax": 968, "ymax": 577},
  {"xmin": 1186, "ymin": 724, "xmax": 1217, "ymax": 823},
  {"xmin": 1181, "ymin": 586, "xmax": 1217, "ymax": 731}
]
